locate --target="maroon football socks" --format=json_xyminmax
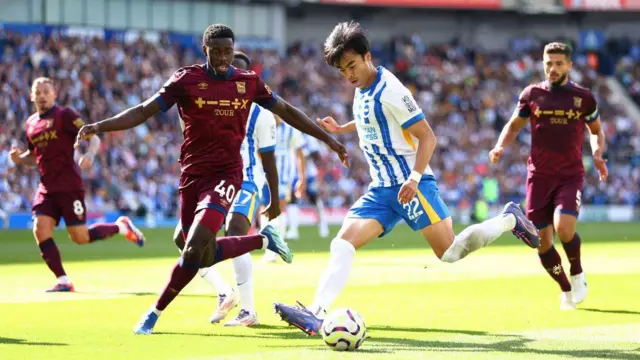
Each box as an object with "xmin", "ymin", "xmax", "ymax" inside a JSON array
[
  {"xmin": 88, "ymin": 223, "xmax": 120, "ymax": 242},
  {"xmin": 213, "ymin": 235, "xmax": 264, "ymax": 265},
  {"xmin": 538, "ymin": 246, "xmax": 571, "ymax": 292},
  {"xmin": 155, "ymin": 258, "xmax": 200, "ymax": 311},
  {"xmin": 562, "ymin": 233, "xmax": 583, "ymax": 276},
  {"xmin": 38, "ymin": 238, "xmax": 67, "ymax": 278}
]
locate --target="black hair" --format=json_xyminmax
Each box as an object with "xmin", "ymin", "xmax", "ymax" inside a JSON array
[
  {"xmin": 544, "ymin": 42, "xmax": 572, "ymax": 60},
  {"xmin": 203, "ymin": 24, "xmax": 235, "ymax": 45},
  {"xmin": 233, "ymin": 51, "xmax": 251, "ymax": 69},
  {"xmin": 323, "ymin": 21, "xmax": 370, "ymax": 67}
]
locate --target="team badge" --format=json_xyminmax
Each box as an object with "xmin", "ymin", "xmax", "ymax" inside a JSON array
[
  {"xmin": 573, "ymin": 96, "xmax": 582, "ymax": 108},
  {"xmin": 264, "ymin": 84, "xmax": 272, "ymax": 95},
  {"xmin": 402, "ymin": 95, "xmax": 417, "ymax": 113},
  {"xmin": 44, "ymin": 119, "xmax": 53, "ymax": 129},
  {"xmin": 236, "ymin": 81, "xmax": 246, "ymax": 94},
  {"xmin": 198, "ymin": 82, "xmax": 208, "ymax": 90}
]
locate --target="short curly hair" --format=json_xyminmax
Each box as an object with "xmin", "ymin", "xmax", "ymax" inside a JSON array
[{"xmin": 202, "ymin": 24, "xmax": 234, "ymax": 45}]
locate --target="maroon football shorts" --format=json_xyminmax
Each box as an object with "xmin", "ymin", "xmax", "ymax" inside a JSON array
[
  {"xmin": 525, "ymin": 173, "xmax": 584, "ymax": 229},
  {"xmin": 179, "ymin": 173, "xmax": 242, "ymax": 236},
  {"xmin": 32, "ymin": 190, "xmax": 87, "ymax": 226}
]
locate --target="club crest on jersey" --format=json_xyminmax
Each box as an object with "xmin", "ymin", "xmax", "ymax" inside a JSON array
[
  {"xmin": 44, "ymin": 119, "xmax": 53, "ymax": 129},
  {"xmin": 236, "ymin": 82, "xmax": 246, "ymax": 94},
  {"xmin": 573, "ymin": 96, "xmax": 582, "ymax": 108},
  {"xmin": 198, "ymin": 82, "xmax": 208, "ymax": 90}
]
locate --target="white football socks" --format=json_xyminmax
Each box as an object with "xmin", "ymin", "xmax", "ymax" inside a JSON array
[
  {"xmin": 309, "ymin": 238, "xmax": 356, "ymax": 315},
  {"xmin": 287, "ymin": 204, "xmax": 300, "ymax": 235},
  {"xmin": 199, "ymin": 266, "xmax": 232, "ymax": 295},
  {"xmin": 232, "ymin": 253, "xmax": 254, "ymax": 312},
  {"xmin": 317, "ymin": 199, "xmax": 329, "ymax": 237},
  {"xmin": 441, "ymin": 213, "xmax": 516, "ymax": 263}
]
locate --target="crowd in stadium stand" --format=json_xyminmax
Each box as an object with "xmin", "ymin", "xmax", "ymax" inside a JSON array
[{"xmin": 1, "ymin": 31, "xmax": 639, "ymax": 217}]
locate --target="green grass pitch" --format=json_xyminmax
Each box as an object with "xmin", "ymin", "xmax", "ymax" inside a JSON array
[{"xmin": 0, "ymin": 222, "xmax": 639, "ymax": 359}]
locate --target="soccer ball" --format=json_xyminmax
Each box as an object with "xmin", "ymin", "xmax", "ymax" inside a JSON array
[{"xmin": 321, "ymin": 308, "xmax": 366, "ymax": 351}]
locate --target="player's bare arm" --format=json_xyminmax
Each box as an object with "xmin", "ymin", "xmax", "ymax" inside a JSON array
[
  {"xmin": 489, "ymin": 114, "xmax": 529, "ymax": 163},
  {"xmin": 397, "ymin": 119, "xmax": 435, "ymax": 205},
  {"xmin": 270, "ymin": 97, "xmax": 349, "ymax": 166},
  {"xmin": 318, "ymin": 116, "xmax": 357, "ymax": 134},
  {"xmin": 9, "ymin": 147, "xmax": 37, "ymax": 166},
  {"xmin": 74, "ymin": 95, "xmax": 162, "ymax": 147},
  {"xmin": 260, "ymin": 150, "xmax": 281, "ymax": 220},
  {"xmin": 295, "ymin": 148, "xmax": 307, "ymax": 198},
  {"xmin": 586, "ymin": 117, "xmax": 608, "ymax": 182}
]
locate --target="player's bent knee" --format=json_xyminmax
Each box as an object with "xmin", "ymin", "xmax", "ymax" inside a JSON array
[
  {"xmin": 556, "ymin": 226, "xmax": 575, "ymax": 243},
  {"xmin": 33, "ymin": 220, "xmax": 54, "ymax": 242}
]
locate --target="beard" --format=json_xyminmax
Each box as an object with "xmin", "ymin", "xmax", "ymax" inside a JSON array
[{"xmin": 549, "ymin": 73, "xmax": 568, "ymax": 88}]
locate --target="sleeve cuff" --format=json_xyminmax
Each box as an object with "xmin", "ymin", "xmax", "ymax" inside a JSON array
[
  {"xmin": 258, "ymin": 93, "xmax": 278, "ymax": 110},
  {"xmin": 585, "ymin": 110, "xmax": 599, "ymax": 123},
  {"xmin": 259, "ymin": 145, "xmax": 275, "ymax": 153},
  {"xmin": 401, "ymin": 113, "xmax": 425, "ymax": 130},
  {"xmin": 154, "ymin": 95, "xmax": 168, "ymax": 113}
]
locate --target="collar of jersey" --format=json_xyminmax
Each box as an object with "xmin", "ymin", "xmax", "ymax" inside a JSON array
[
  {"xmin": 204, "ymin": 63, "xmax": 235, "ymax": 80},
  {"xmin": 545, "ymin": 80, "xmax": 573, "ymax": 91},
  {"xmin": 359, "ymin": 66, "xmax": 383, "ymax": 95},
  {"xmin": 38, "ymin": 105, "xmax": 57, "ymax": 118}
]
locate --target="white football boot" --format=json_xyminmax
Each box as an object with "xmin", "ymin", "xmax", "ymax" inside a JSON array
[
  {"xmin": 224, "ymin": 309, "xmax": 259, "ymax": 327},
  {"xmin": 560, "ymin": 291, "xmax": 577, "ymax": 310},
  {"xmin": 210, "ymin": 291, "xmax": 238, "ymax": 323},
  {"xmin": 570, "ymin": 272, "xmax": 587, "ymax": 304}
]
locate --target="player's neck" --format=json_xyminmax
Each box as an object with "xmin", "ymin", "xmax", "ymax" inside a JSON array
[
  {"xmin": 547, "ymin": 79, "xmax": 571, "ymax": 91},
  {"xmin": 37, "ymin": 105, "xmax": 55, "ymax": 116},
  {"xmin": 359, "ymin": 65, "xmax": 380, "ymax": 92}
]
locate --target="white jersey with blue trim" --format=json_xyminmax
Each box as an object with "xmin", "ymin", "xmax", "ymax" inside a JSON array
[
  {"xmin": 240, "ymin": 103, "xmax": 277, "ymax": 191},
  {"xmin": 301, "ymin": 134, "xmax": 320, "ymax": 179},
  {"xmin": 353, "ymin": 66, "xmax": 433, "ymax": 188},
  {"xmin": 275, "ymin": 121, "xmax": 305, "ymax": 186}
]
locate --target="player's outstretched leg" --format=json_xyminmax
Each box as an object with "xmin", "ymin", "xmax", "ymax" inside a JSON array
[
  {"xmin": 33, "ymin": 215, "xmax": 74, "ymax": 292},
  {"xmin": 426, "ymin": 202, "xmax": 538, "ymax": 264},
  {"xmin": 135, "ymin": 210, "xmax": 290, "ymax": 334},
  {"xmin": 67, "ymin": 216, "xmax": 145, "ymax": 247},
  {"xmin": 537, "ymin": 224, "xmax": 574, "ymax": 310},
  {"xmin": 275, "ymin": 217, "xmax": 382, "ymax": 336},
  {"xmin": 172, "ymin": 220, "xmax": 238, "ymax": 324}
]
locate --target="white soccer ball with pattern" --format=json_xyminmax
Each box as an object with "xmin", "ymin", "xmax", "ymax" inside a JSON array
[{"xmin": 321, "ymin": 308, "xmax": 366, "ymax": 351}]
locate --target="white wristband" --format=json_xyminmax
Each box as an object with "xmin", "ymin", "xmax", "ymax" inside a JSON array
[{"xmin": 409, "ymin": 170, "xmax": 422, "ymax": 183}]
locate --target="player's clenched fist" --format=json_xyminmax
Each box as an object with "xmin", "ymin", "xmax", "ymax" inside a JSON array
[
  {"xmin": 489, "ymin": 147, "xmax": 504, "ymax": 164},
  {"xmin": 74, "ymin": 124, "xmax": 99, "ymax": 149},
  {"xmin": 9, "ymin": 146, "xmax": 24, "ymax": 164}
]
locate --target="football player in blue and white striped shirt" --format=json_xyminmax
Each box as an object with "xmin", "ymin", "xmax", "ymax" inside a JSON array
[{"xmin": 274, "ymin": 21, "xmax": 541, "ymax": 335}]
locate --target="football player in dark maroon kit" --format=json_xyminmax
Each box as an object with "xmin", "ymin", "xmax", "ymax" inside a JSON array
[
  {"xmin": 9, "ymin": 77, "xmax": 146, "ymax": 293},
  {"xmin": 490, "ymin": 42, "xmax": 608, "ymax": 310},
  {"xmin": 75, "ymin": 24, "xmax": 348, "ymax": 334}
]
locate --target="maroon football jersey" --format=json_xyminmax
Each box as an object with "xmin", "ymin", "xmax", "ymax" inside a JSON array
[
  {"xmin": 516, "ymin": 81, "xmax": 599, "ymax": 177},
  {"xmin": 155, "ymin": 64, "xmax": 276, "ymax": 189},
  {"xmin": 25, "ymin": 106, "xmax": 85, "ymax": 193}
]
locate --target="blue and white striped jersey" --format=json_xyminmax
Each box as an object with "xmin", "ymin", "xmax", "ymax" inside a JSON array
[
  {"xmin": 353, "ymin": 66, "xmax": 432, "ymax": 188},
  {"xmin": 240, "ymin": 103, "xmax": 277, "ymax": 190},
  {"xmin": 275, "ymin": 121, "xmax": 305, "ymax": 187}
]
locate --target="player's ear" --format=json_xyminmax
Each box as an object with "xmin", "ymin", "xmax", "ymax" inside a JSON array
[
  {"xmin": 202, "ymin": 45, "xmax": 207, "ymax": 57},
  {"xmin": 364, "ymin": 52, "xmax": 372, "ymax": 63}
]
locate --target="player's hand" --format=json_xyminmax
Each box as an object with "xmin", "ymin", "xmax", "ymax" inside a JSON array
[
  {"xmin": 74, "ymin": 124, "xmax": 99, "ymax": 149},
  {"xmin": 78, "ymin": 153, "xmax": 94, "ymax": 170},
  {"xmin": 398, "ymin": 179, "xmax": 418, "ymax": 205},
  {"xmin": 9, "ymin": 146, "xmax": 24, "ymax": 165},
  {"xmin": 489, "ymin": 146, "xmax": 504, "ymax": 164},
  {"xmin": 326, "ymin": 138, "xmax": 349, "ymax": 167},
  {"xmin": 261, "ymin": 202, "xmax": 281, "ymax": 221},
  {"xmin": 317, "ymin": 116, "xmax": 341, "ymax": 134},
  {"xmin": 593, "ymin": 153, "xmax": 608, "ymax": 182},
  {"xmin": 295, "ymin": 179, "xmax": 307, "ymax": 199}
]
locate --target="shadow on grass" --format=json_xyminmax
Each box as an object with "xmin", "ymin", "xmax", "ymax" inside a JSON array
[
  {"xmin": 580, "ymin": 308, "xmax": 640, "ymax": 316},
  {"xmin": 0, "ymin": 337, "xmax": 68, "ymax": 346},
  {"xmin": 160, "ymin": 326, "xmax": 640, "ymax": 359}
]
